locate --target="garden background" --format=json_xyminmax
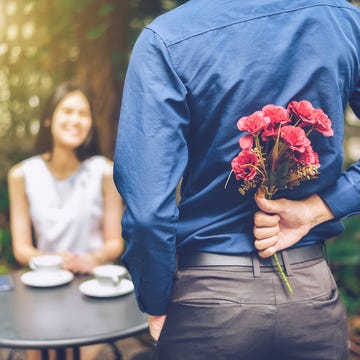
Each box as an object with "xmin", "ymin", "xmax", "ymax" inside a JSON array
[{"xmin": 1, "ymin": 0, "xmax": 360, "ymax": 356}]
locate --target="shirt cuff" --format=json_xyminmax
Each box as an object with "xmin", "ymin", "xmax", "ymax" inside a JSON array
[{"xmin": 320, "ymin": 176, "xmax": 360, "ymax": 219}]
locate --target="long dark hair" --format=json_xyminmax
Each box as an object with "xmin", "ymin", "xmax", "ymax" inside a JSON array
[{"xmin": 34, "ymin": 82, "xmax": 101, "ymax": 161}]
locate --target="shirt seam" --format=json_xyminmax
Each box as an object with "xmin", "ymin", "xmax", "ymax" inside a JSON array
[
  {"xmin": 144, "ymin": 28, "xmax": 180, "ymax": 74},
  {"xmin": 147, "ymin": 3, "xmax": 358, "ymax": 48}
]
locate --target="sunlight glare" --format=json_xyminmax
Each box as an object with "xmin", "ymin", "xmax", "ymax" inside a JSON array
[
  {"xmin": 30, "ymin": 119, "xmax": 40, "ymax": 135},
  {"xmin": 7, "ymin": 24, "xmax": 18, "ymax": 41},
  {"xmin": 5, "ymin": 1, "xmax": 17, "ymax": 16},
  {"xmin": 22, "ymin": 22, "xmax": 35, "ymax": 40},
  {"xmin": 28, "ymin": 95, "xmax": 40, "ymax": 108},
  {"xmin": 0, "ymin": 43, "xmax": 8, "ymax": 56}
]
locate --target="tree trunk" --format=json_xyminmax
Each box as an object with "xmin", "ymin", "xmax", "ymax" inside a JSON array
[{"xmin": 77, "ymin": 0, "xmax": 130, "ymax": 159}]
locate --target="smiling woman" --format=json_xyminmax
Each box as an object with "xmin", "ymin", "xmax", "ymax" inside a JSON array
[
  {"xmin": 6, "ymin": 81, "xmax": 125, "ymax": 360},
  {"xmin": 8, "ymin": 81, "xmax": 124, "ymax": 274}
]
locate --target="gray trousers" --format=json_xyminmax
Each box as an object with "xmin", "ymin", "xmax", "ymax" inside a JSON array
[{"xmin": 155, "ymin": 259, "xmax": 349, "ymax": 360}]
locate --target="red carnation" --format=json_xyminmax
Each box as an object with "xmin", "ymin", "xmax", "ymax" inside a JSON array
[
  {"xmin": 311, "ymin": 109, "xmax": 334, "ymax": 137},
  {"xmin": 262, "ymin": 104, "xmax": 290, "ymax": 126},
  {"xmin": 280, "ymin": 126, "xmax": 310, "ymax": 153},
  {"xmin": 292, "ymin": 145, "xmax": 320, "ymax": 167},
  {"xmin": 288, "ymin": 100, "xmax": 315, "ymax": 124},
  {"xmin": 237, "ymin": 111, "xmax": 271, "ymax": 136},
  {"xmin": 231, "ymin": 151, "xmax": 259, "ymax": 181}
]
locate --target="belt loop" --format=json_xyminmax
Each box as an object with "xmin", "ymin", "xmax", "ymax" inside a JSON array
[
  {"xmin": 281, "ymin": 250, "xmax": 293, "ymax": 276},
  {"xmin": 252, "ymin": 253, "xmax": 261, "ymax": 277},
  {"xmin": 322, "ymin": 242, "xmax": 329, "ymax": 264}
]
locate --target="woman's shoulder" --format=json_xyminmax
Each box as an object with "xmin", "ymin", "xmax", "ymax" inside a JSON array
[
  {"xmin": 8, "ymin": 154, "xmax": 40, "ymax": 178},
  {"xmin": 8, "ymin": 162, "xmax": 25, "ymax": 183},
  {"xmin": 8, "ymin": 155, "xmax": 46, "ymax": 187},
  {"xmin": 101, "ymin": 157, "xmax": 114, "ymax": 180},
  {"xmin": 7, "ymin": 157, "xmax": 39, "ymax": 190},
  {"xmin": 10, "ymin": 155, "xmax": 50, "ymax": 184},
  {"xmin": 83, "ymin": 156, "xmax": 113, "ymax": 172},
  {"xmin": 21, "ymin": 155, "xmax": 47, "ymax": 174},
  {"xmin": 7, "ymin": 162, "xmax": 27, "ymax": 197},
  {"xmin": 103, "ymin": 157, "xmax": 114, "ymax": 172}
]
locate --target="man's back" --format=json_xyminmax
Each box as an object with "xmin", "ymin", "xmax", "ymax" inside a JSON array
[{"xmin": 142, "ymin": 0, "xmax": 360, "ymax": 252}]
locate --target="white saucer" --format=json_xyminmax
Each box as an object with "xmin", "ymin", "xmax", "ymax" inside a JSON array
[
  {"xmin": 21, "ymin": 270, "xmax": 74, "ymax": 287},
  {"xmin": 79, "ymin": 278, "xmax": 134, "ymax": 298}
]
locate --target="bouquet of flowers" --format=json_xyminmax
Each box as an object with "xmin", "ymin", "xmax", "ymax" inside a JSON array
[{"xmin": 228, "ymin": 100, "xmax": 333, "ymax": 293}]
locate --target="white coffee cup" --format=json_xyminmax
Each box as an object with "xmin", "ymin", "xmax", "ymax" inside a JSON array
[
  {"xmin": 29, "ymin": 255, "xmax": 63, "ymax": 272},
  {"xmin": 93, "ymin": 264, "xmax": 127, "ymax": 287}
]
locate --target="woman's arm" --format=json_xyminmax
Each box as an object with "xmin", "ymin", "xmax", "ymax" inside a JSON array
[
  {"xmin": 8, "ymin": 163, "xmax": 42, "ymax": 265},
  {"xmin": 94, "ymin": 159, "xmax": 125, "ymax": 262}
]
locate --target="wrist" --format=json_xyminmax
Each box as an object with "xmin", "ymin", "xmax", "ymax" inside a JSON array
[
  {"xmin": 305, "ymin": 194, "xmax": 334, "ymax": 228},
  {"xmin": 87, "ymin": 251, "xmax": 106, "ymax": 266}
]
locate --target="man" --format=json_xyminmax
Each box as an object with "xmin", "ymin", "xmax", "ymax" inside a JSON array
[{"xmin": 114, "ymin": 0, "xmax": 360, "ymax": 359}]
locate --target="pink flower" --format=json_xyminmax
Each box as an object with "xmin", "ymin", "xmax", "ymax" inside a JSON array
[
  {"xmin": 311, "ymin": 109, "xmax": 334, "ymax": 137},
  {"xmin": 301, "ymin": 149, "xmax": 319, "ymax": 167},
  {"xmin": 280, "ymin": 126, "xmax": 310, "ymax": 153},
  {"xmin": 262, "ymin": 104, "xmax": 290, "ymax": 126},
  {"xmin": 231, "ymin": 151, "xmax": 259, "ymax": 181},
  {"xmin": 288, "ymin": 100, "xmax": 315, "ymax": 124},
  {"xmin": 239, "ymin": 135, "xmax": 254, "ymax": 150},
  {"xmin": 237, "ymin": 111, "xmax": 271, "ymax": 136},
  {"xmin": 292, "ymin": 145, "xmax": 320, "ymax": 166}
]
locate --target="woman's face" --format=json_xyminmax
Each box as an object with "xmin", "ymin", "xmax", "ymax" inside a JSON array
[{"xmin": 50, "ymin": 91, "xmax": 92, "ymax": 150}]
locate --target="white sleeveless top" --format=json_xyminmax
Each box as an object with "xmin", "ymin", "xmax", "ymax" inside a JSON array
[{"xmin": 22, "ymin": 155, "xmax": 107, "ymax": 255}]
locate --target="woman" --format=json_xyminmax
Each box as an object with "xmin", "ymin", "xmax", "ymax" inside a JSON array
[{"xmin": 7, "ymin": 81, "xmax": 125, "ymax": 359}]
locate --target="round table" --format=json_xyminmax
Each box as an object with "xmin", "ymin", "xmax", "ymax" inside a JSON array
[{"xmin": 0, "ymin": 270, "xmax": 148, "ymax": 359}]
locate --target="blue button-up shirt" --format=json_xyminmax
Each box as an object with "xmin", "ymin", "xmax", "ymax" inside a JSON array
[{"xmin": 114, "ymin": 0, "xmax": 360, "ymax": 315}]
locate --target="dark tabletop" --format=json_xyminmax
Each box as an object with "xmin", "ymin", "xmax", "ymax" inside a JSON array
[{"xmin": 0, "ymin": 270, "xmax": 148, "ymax": 349}]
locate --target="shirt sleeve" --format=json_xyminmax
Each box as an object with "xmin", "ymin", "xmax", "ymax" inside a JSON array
[
  {"xmin": 320, "ymin": 79, "xmax": 360, "ymax": 219},
  {"xmin": 113, "ymin": 28, "xmax": 190, "ymax": 315}
]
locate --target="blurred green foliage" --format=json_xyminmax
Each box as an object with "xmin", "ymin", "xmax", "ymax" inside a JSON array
[
  {"xmin": 0, "ymin": 228, "xmax": 14, "ymax": 273},
  {"xmin": 0, "ymin": 180, "xmax": 15, "ymax": 272},
  {"xmin": 327, "ymin": 215, "xmax": 360, "ymax": 315}
]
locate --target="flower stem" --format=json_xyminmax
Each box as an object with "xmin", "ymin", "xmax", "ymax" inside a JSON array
[
  {"xmin": 260, "ymin": 187, "xmax": 293, "ymax": 295},
  {"xmin": 273, "ymin": 252, "xmax": 293, "ymax": 294},
  {"xmin": 255, "ymin": 136, "xmax": 268, "ymax": 179}
]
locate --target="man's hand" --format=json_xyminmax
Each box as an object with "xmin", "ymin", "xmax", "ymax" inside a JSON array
[
  {"xmin": 253, "ymin": 194, "xmax": 334, "ymax": 258},
  {"xmin": 148, "ymin": 314, "xmax": 167, "ymax": 341}
]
